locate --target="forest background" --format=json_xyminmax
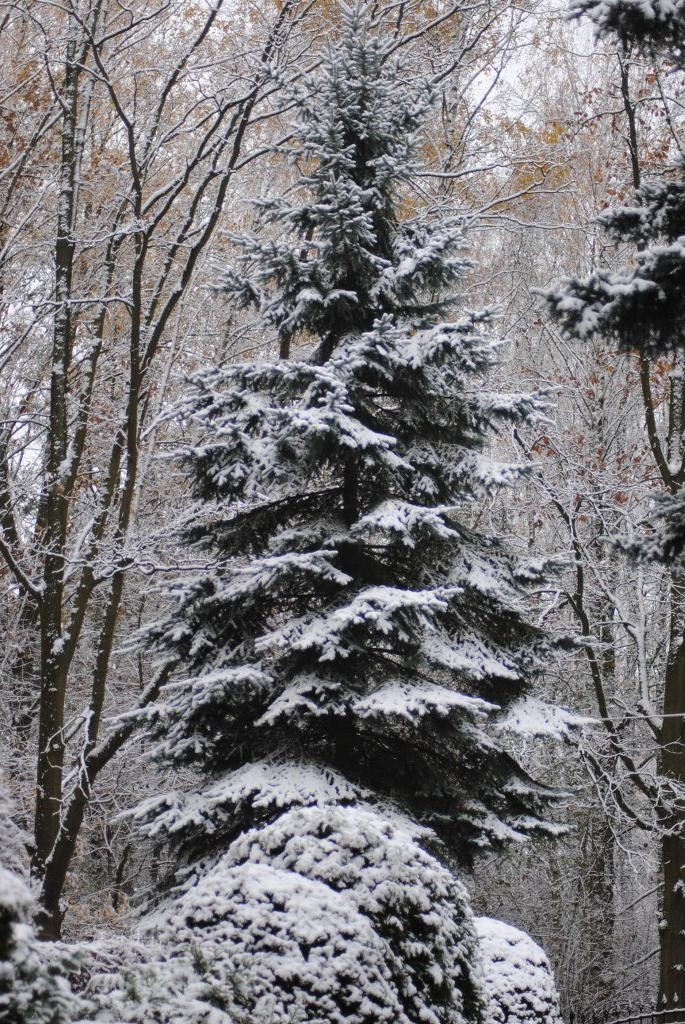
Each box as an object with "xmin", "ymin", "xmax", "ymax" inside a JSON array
[{"xmin": 0, "ymin": 0, "xmax": 683, "ymax": 1016}]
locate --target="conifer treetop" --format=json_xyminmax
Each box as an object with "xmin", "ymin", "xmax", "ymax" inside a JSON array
[{"xmin": 223, "ymin": 3, "xmax": 468, "ymax": 361}]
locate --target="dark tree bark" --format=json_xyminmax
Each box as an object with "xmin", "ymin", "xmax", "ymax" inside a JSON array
[{"xmin": 658, "ymin": 576, "xmax": 685, "ymax": 1006}]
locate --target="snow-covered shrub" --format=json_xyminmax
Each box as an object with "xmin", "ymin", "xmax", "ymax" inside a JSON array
[
  {"xmin": 71, "ymin": 936, "xmax": 239, "ymax": 1024},
  {"xmin": 0, "ymin": 783, "xmax": 71, "ymax": 1024},
  {"xmin": 475, "ymin": 917, "xmax": 561, "ymax": 1024},
  {"xmin": 138, "ymin": 795, "xmax": 483, "ymax": 1024},
  {"xmin": 76, "ymin": 791, "xmax": 484, "ymax": 1024}
]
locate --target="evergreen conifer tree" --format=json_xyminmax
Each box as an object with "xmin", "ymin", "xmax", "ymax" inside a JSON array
[
  {"xmin": 573, "ymin": 0, "xmax": 684, "ymax": 63},
  {"xmin": 141, "ymin": 2, "xmax": 563, "ymax": 862},
  {"xmin": 136, "ymin": 7, "xmax": 567, "ymax": 1019}
]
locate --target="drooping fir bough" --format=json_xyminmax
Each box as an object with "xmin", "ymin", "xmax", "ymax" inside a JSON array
[
  {"xmin": 572, "ymin": 0, "xmax": 684, "ymax": 63},
  {"xmin": 136, "ymin": 5, "xmax": 567, "ymax": 1021}
]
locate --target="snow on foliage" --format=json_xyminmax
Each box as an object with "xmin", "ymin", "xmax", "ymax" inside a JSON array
[
  {"xmin": 132, "ymin": 760, "xmax": 369, "ymax": 847},
  {"xmin": 552, "ymin": 0, "xmax": 685, "ymax": 355},
  {"xmin": 142, "ymin": 0, "xmax": 566, "ymax": 865},
  {"xmin": 545, "ymin": 236, "xmax": 685, "ymax": 353},
  {"xmin": 617, "ymin": 488, "xmax": 685, "ymax": 564},
  {"xmin": 79, "ymin": 798, "xmax": 484, "ymax": 1024},
  {"xmin": 571, "ymin": 0, "xmax": 685, "ymax": 59},
  {"xmin": 0, "ymin": 783, "xmax": 72, "ymax": 1024},
  {"xmin": 495, "ymin": 696, "xmax": 586, "ymax": 740},
  {"xmin": 475, "ymin": 917, "xmax": 562, "ymax": 1024},
  {"xmin": 124, "ymin": 8, "xmax": 567, "ymax": 1022},
  {"xmin": 0, "ymin": 779, "xmax": 27, "ymax": 880},
  {"xmin": 71, "ymin": 936, "xmax": 239, "ymax": 1024}
]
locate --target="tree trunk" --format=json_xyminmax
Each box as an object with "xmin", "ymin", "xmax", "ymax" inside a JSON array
[
  {"xmin": 33, "ymin": 19, "xmax": 81, "ymax": 936},
  {"xmin": 658, "ymin": 575, "xmax": 685, "ymax": 1006},
  {"xmin": 0, "ymin": 0, "xmax": 297, "ymax": 940}
]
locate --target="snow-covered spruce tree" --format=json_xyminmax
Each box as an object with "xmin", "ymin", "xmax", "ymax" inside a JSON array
[
  {"xmin": 545, "ymin": 163, "xmax": 685, "ymax": 562},
  {"xmin": 134, "ymin": 6, "xmax": 567, "ymax": 1022}
]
